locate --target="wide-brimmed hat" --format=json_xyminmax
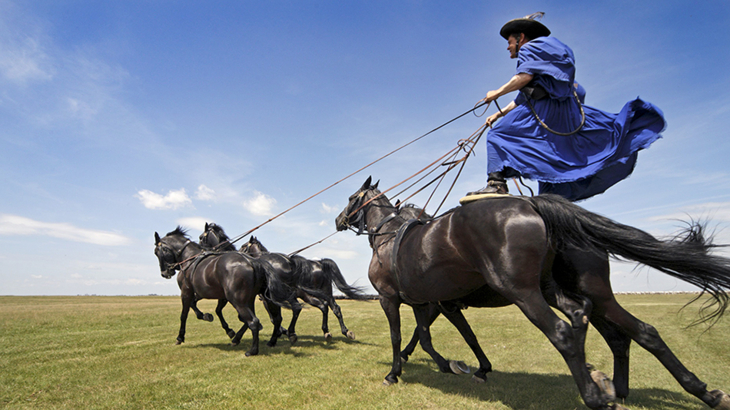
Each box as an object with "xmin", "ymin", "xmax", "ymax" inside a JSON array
[{"xmin": 500, "ymin": 12, "xmax": 551, "ymax": 40}]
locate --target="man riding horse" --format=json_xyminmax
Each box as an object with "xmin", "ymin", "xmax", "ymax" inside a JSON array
[{"xmin": 470, "ymin": 13, "xmax": 665, "ymax": 201}]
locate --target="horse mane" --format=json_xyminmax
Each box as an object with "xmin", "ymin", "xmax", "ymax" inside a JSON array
[
  {"xmin": 249, "ymin": 236, "xmax": 270, "ymax": 253},
  {"xmin": 167, "ymin": 226, "xmax": 190, "ymax": 238},
  {"xmin": 209, "ymin": 223, "xmax": 231, "ymax": 241},
  {"xmin": 398, "ymin": 203, "xmax": 433, "ymax": 221}
]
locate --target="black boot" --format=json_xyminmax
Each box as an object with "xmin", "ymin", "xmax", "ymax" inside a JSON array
[{"xmin": 467, "ymin": 172, "xmax": 509, "ymax": 196}]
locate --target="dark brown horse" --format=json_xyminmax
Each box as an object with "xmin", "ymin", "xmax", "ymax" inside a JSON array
[
  {"xmin": 200, "ymin": 223, "xmax": 367, "ymax": 342},
  {"xmin": 335, "ymin": 177, "xmax": 730, "ymax": 410},
  {"xmin": 154, "ymin": 227, "xmax": 294, "ymax": 356}
]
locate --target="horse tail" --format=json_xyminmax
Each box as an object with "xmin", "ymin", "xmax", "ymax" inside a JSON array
[
  {"xmin": 250, "ymin": 257, "xmax": 295, "ymax": 309},
  {"xmin": 288, "ymin": 255, "xmax": 336, "ymax": 302},
  {"xmin": 527, "ymin": 194, "xmax": 730, "ymax": 324},
  {"xmin": 319, "ymin": 258, "xmax": 369, "ymax": 300}
]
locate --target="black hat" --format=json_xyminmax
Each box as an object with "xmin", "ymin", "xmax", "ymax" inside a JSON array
[{"xmin": 500, "ymin": 12, "xmax": 551, "ymax": 40}]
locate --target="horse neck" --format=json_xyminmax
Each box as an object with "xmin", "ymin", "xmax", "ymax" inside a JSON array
[
  {"xmin": 178, "ymin": 240, "xmax": 203, "ymax": 262},
  {"xmin": 364, "ymin": 197, "xmax": 399, "ymax": 246}
]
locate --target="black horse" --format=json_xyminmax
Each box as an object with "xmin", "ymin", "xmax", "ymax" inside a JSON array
[
  {"xmin": 200, "ymin": 223, "xmax": 367, "ymax": 342},
  {"xmin": 154, "ymin": 227, "xmax": 294, "ymax": 356},
  {"xmin": 336, "ymin": 177, "xmax": 730, "ymax": 410}
]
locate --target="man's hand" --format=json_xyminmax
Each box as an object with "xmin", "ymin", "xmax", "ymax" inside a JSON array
[
  {"xmin": 485, "ymin": 111, "xmax": 501, "ymax": 127},
  {"xmin": 485, "ymin": 90, "xmax": 500, "ymax": 102}
]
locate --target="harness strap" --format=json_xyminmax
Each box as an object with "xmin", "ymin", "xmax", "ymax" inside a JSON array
[{"xmin": 390, "ymin": 219, "xmax": 426, "ymax": 305}]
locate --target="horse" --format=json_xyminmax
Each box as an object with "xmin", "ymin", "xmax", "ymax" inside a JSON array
[
  {"xmin": 200, "ymin": 223, "xmax": 367, "ymax": 342},
  {"xmin": 335, "ymin": 177, "xmax": 730, "ymax": 410},
  {"xmin": 154, "ymin": 227, "xmax": 295, "ymax": 356}
]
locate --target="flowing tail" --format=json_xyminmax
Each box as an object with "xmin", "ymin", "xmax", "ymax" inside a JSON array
[
  {"xmin": 319, "ymin": 258, "xmax": 369, "ymax": 300},
  {"xmin": 250, "ymin": 257, "xmax": 298, "ymax": 309},
  {"xmin": 528, "ymin": 194, "xmax": 730, "ymax": 323}
]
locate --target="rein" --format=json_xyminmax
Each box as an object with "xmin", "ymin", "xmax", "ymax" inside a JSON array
[{"xmin": 222, "ymin": 101, "xmax": 492, "ymax": 248}]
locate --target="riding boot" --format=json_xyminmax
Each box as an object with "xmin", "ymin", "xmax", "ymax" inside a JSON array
[{"xmin": 467, "ymin": 172, "xmax": 509, "ymax": 196}]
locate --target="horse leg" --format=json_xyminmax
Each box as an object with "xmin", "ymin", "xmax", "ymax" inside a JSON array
[
  {"xmin": 176, "ymin": 294, "xmax": 193, "ymax": 344},
  {"xmin": 230, "ymin": 302, "xmax": 261, "ymax": 357},
  {"xmin": 598, "ymin": 298, "xmax": 730, "ymax": 408},
  {"xmin": 437, "ymin": 302, "xmax": 493, "ymax": 382},
  {"xmin": 299, "ymin": 293, "xmax": 333, "ymax": 341},
  {"xmin": 191, "ymin": 296, "xmax": 214, "ymax": 322},
  {"xmin": 409, "ymin": 304, "xmax": 457, "ymax": 376},
  {"xmin": 214, "ymin": 299, "xmax": 236, "ymax": 339},
  {"xmin": 286, "ymin": 298, "xmax": 302, "ymax": 345},
  {"xmin": 262, "ymin": 298, "xmax": 284, "ymax": 347},
  {"xmin": 510, "ymin": 290, "xmax": 613, "ymax": 409},
  {"xmin": 329, "ymin": 298, "xmax": 356, "ymax": 340},
  {"xmin": 380, "ymin": 295, "xmax": 403, "ymax": 386},
  {"xmin": 590, "ymin": 316, "xmax": 631, "ymax": 400},
  {"xmin": 400, "ymin": 303, "xmax": 440, "ymax": 364}
]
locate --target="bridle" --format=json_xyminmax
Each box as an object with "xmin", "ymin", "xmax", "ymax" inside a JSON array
[{"xmin": 155, "ymin": 238, "xmax": 194, "ymax": 277}]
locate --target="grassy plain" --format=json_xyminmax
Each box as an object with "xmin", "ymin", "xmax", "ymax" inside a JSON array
[{"xmin": 0, "ymin": 294, "xmax": 728, "ymax": 409}]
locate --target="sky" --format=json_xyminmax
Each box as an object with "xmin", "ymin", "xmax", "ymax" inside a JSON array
[{"xmin": 2, "ymin": 1, "xmax": 730, "ymax": 297}]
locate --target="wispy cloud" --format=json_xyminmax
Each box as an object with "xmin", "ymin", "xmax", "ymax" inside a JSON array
[
  {"xmin": 195, "ymin": 185, "xmax": 216, "ymax": 201},
  {"xmin": 136, "ymin": 188, "xmax": 192, "ymax": 210},
  {"xmin": 0, "ymin": 214, "xmax": 131, "ymax": 246},
  {"xmin": 243, "ymin": 191, "xmax": 277, "ymax": 216}
]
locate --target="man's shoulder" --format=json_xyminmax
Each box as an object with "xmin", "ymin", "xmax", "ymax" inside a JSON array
[{"xmin": 522, "ymin": 37, "xmax": 574, "ymax": 59}]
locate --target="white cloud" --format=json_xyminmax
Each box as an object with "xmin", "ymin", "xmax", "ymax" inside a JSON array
[
  {"xmin": 0, "ymin": 28, "xmax": 53, "ymax": 84},
  {"xmin": 136, "ymin": 188, "xmax": 192, "ymax": 210},
  {"xmin": 243, "ymin": 192, "xmax": 277, "ymax": 216},
  {"xmin": 320, "ymin": 202, "xmax": 338, "ymax": 214},
  {"xmin": 0, "ymin": 214, "xmax": 131, "ymax": 246},
  {"xmin": 195, "ymin": 185, "xmax": 216, "ymax": 201},
  {"xmin": 176, "ymin": 217, "xmax": 210, "ymax": 232}
]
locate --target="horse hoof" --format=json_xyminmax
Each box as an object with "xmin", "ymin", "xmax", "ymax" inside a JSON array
[
  {"xmin": 227, "ymin": 330, "xmax": 236, "ymax": 339},
  {"xmin": 231, "ymin": 340, "xmax": 240, "ymax": 347},
  {"xmin": 203, "ymin": 313, "xmax": 214, "ymax": 322},
  {"xmin": 471, "ymin": 375, "xmax": 486, "ymax": 384},
  {"xmin": 591, "ymin": 370, "xmax": 616, "ymax": 402},
  {"xmin": 612, "ymin": 404, "xmax": 630, "ymax": 410},
  {"xmin": 324, "ymin": 332, "xmax": 333, "ymax": 342},
  {"xmin": 346, "ymin": 330, "xmax": 356, "ymax": 340},
  {"xmin": 289, "ymin": 334, "xmax": 298, "ymax": 345},
  {"xmin": 449, "ymin": 360, "xmax": 471, "ymax": 375},
  {"xmin": 711, "ymin": 390, "xmax": 730, "ymax": 410},
  {"xmin": 175, "ymin": 340, "xmax": 183, "ymax": 345}
]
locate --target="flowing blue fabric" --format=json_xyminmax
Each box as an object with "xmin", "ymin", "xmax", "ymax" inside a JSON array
[{"xmin": 486, "ymin": 37, "xmax": 665, "ymax": 201}]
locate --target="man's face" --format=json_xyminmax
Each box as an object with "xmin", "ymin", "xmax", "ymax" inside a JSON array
[{"xmin": 507, "ymin": 35, "xmax": 521, "ymax": 59}]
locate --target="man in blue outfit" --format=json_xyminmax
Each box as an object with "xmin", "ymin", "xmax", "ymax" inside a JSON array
[{"xmin": 472, "ymin": 13, "xmax": 665, "ymax": 201}]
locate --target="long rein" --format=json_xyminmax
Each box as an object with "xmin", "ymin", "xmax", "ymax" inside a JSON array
[{"xmin": 212, "ymin": 100, "xmax": 493, "ymax": 254}]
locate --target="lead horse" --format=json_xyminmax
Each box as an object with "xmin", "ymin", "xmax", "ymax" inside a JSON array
[
  {"xmin": 154, "ymin": 227, "xmax": 294, "ymax": 356},
  {"xmin": 335, "ymin": 177, "xmax": 730, "ymax": 410},
  {"xmin": 200, "ymin": 224, "xmax": 367, "ymax": 342}
]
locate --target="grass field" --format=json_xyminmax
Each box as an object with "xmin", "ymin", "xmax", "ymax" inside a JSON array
[{"xmin": 1, "ymin": 294, "xmax": 728, "ymax": 409}]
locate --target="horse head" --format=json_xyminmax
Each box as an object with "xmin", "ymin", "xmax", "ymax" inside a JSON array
[
  {"xmin": 335, "ymin": 176, "xmax": 385, "ymax": 233},
  {"xmin": 241, "ymin": 236, "xmax": 269, "ymax": 257},
  {"xmin": 154, "ymin": 227, "xmax": 192, "ymax": 279}
]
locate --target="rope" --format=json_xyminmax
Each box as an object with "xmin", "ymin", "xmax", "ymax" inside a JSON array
[{"xmin": 225, "ymin": 101, "xmax": 491, "ymax": 246}]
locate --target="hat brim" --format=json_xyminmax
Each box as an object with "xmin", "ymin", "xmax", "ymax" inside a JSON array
[{"xmin": 500, "ymin": 19, "xmax": 551, "ymax": 40}]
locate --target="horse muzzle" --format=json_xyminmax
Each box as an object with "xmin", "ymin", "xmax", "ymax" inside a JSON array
[{"xmin": 161, "ymin": 269, "xmax": 176, "ymax": 279}]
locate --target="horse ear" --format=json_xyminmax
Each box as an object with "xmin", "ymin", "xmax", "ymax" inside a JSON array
[
  {"xmin": 373, "ymin": 180, "xmax": 380, "ymax": 189},
  {"xmin": 204, "ymin": 222, "xmax": 209, "ymax": 230},
  {"xmin": 361, "ymin": 176, "xmax": 372, "ymax": 191},
  {"xmin": 154, "ymin": 232, "xmax": 161, "ymax": 244}
]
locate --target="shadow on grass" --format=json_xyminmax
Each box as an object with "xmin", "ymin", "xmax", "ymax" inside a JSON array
[
  {"xmin": 193, "ymin": 334, "xmax": 367, "ymax": 356},
  {"xmin": 392, "ymin": 358, "xmax": 698, "ymax": 410}
]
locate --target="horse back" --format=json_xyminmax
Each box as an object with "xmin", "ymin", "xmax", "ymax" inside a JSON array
[{"xmin": 391, "ymin": 198, "xmax": 548, "ymax": 302}]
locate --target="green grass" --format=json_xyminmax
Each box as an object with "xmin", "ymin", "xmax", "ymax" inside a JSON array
[{"xmin": 0, "ymin": 294, "xmax": 728, "ymax": 409}]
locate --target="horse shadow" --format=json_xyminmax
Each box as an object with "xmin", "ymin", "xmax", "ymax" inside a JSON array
[
  {"xmin": 398, "ymin": 358, "xmax": 698, "ymax": 410},
  {"xmin": 194, "ymin": 333, "xmax": 367, "ymax": 357}
]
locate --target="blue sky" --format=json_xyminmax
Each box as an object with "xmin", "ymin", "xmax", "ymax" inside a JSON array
[{"xmin": 2, "ymin": 1, "xmax": 730, "ymax": 296}]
